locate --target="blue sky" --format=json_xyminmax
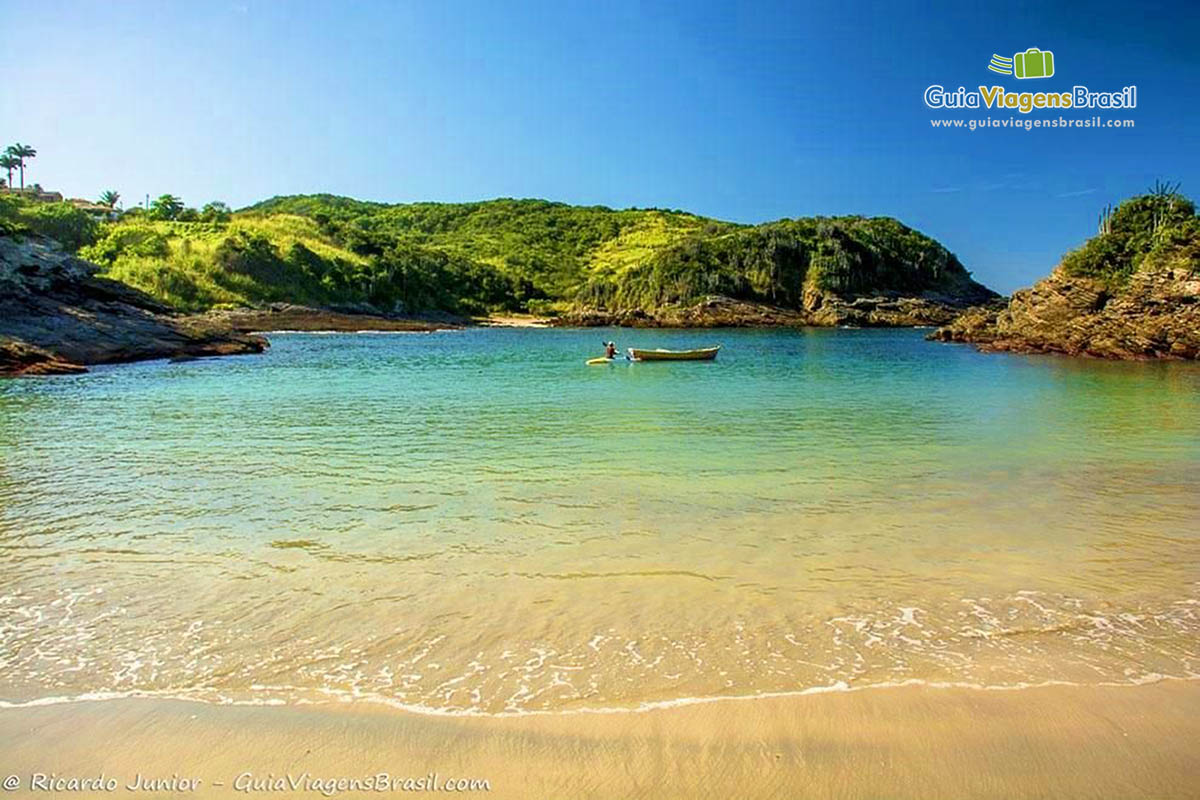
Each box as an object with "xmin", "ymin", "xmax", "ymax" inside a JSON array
[{"xmin": 2, "ymin": 0, "xmax": 1197, "ymax": 292}]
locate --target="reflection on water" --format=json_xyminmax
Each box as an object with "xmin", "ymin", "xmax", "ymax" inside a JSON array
[{"xmin": 1, "ymin": 328, "xmax": 1198, "ymax": 714}]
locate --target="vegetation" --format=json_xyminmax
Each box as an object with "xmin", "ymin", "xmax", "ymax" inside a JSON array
[
  {"xmin": 1061, "ymin": 183, "xmax": 1198, "ymax": 288},
  {"xmin": 0, "ymin": 154, "xmax": 18, "ymax": 189},
  {"xmin": 150, "ymin": 194, "xmax": 185, "ymax": 220},
  {"xmin": 99, "ymin": 190, "xmax": 120, "ymax": 208},
  {"xmin": 73, "ymin": 212, "xmax": 528, "ymax": 313},
  {"xmin": 577, "ymin": 215, "xmax": 973, "ymax": 311},
  {"xmin": 4, "ymin": 143, "xmax": 36, "ymax": 190},
  {"xmin": 232, "ymin": 195, "xmax": 980, "ymax": 315},
  {"xmin": 0, "ymin": 194, "xmax": 98, "ymax": 249},
  {"xmin": 201, "ymin": 201, "xmax": 232, "ymax": 222},
  {"xmin": 7, "ymin": 190, "xmax": 985, "ymax": 316}
]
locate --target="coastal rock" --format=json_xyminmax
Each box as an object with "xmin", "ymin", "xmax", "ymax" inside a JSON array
[
  {"xmin": 0, "ymin": 235, "xmax": 267, "ymax": 376},
  {"xmin": 558, "ymin": 296, "xmax": 808, "ymax": 328},
  {"xmin": 558, "ymin": 289, "xmax": 994, "ymax": 329},
  {"xmin": 0, "ymin": 338, "xmax": 88, "ymax": 376},
  {"xmin": 804, "ymin": 289, "xmax": 996, "ymax": 327},
  {"xmin": 931, "ymin": 267, "xmax": 1200, "ymax": 360},
  {"xmin": 199, "ymin": 303, "xmax": 464, "ymax": 333},
  {"xmin": 933, "ymin": 189, "xmax": 1200, "ymax": 361}
]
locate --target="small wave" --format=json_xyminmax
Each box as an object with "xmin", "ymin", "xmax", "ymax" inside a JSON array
[
  {"xmin": 2, "ymin": 673, "xmax": 1197, "ymax": 719},
  {"xmin": 512, "ymin": 569, "xmax": 729, "ymax": 582}
]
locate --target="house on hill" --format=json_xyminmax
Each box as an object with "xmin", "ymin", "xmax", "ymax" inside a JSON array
[
  {"xmin": 3, "ymin": 186, "xmax": 64, "ymax": 203},
  {"xmin": 68, "ymin": 198, "xmax": 121, "ymax": 221}
]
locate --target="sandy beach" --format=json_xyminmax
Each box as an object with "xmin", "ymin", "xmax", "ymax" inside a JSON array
[
  {"xmin": 476, "ymin": 314, "xmax": 553, "ymax": 327},
  {"xmin": 2, "ymin": 680, "xmax": 1197, "ymax": 799}
]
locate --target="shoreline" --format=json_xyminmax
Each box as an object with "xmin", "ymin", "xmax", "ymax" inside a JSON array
[
  {"xmin": 197, "ymin": 305, "xmax": 465, "ymax": 334},
  {"xmin": 199, "ymin": 296, "xmax": 992, "ymax": 335},
  {"xmin": 3, "ymin": 673, "xmax": 1195, "ymax": 718},
  {"xmin": 3, "ymin": 680, "xmax": 1196, "ymax": 799}
]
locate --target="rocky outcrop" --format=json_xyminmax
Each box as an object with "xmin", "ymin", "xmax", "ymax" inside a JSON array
[
  {"xmin": 931, "ymin": 266, "xmax": 1200, "ymax": 359},
  {"xmin": 199, "ymin": 303, "xmax": 463, "ymax": 333},
  {"xmin": 801, "ymin": 285, "xmax": 997, "ymax": 327},
  {"xmin": 0, "ymin": 235, "xmax": 267, "ymax": 376},
  {"xmin": 558, "ymin": 288, "xmax": 995, "ymax": 329},
  {"xmin": 0, "ymin": 338, "xmax": 89, "ymax": 376},
  {"xmin": 558, "ymin": 296, "xmax": 807, "ymax": 328}
]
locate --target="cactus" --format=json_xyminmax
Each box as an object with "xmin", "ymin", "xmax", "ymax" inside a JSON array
[
  {"xmin": 1148, "ymin": 179, "xmax": 1182, "ymax": 199},
  {"xmin": 1148, "ymin": 180, "xmax": 1184, "ymax": 237},
  {"xmin": 1097, "ymin": 204, "xmax": 1114, "ymax": 235}
]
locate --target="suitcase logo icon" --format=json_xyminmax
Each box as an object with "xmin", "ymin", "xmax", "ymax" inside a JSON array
[{"xmin": 987, "ymin": 48, "xmax": 1055, "ymax": 79}]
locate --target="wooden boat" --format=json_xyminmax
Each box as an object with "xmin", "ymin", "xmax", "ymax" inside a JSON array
[{"xmin": 627, "ymin": 346, "xmax": 720, "ymax": 361}]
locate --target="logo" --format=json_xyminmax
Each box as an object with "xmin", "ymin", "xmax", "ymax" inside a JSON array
[
  {"xmin": 988, "ymin": 48, "xmax": 1055, "ymax": 79},
  {"xmin": 924, "ymin": 44, "xmax": 1136, "ymax": 116},
  {"xmin": 988, "ymin": 54, "xmax": 1013, "ymax": 75}
]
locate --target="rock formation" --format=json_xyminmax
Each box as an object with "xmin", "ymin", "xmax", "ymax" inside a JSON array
[
  {"xmin": 1, "ymin": 235, "xmax": 267, "ymax": 376},
  {"xmin": 930, "ymin": 267, "xmax": 1199, "ymax": 359},
  {"xmin": 559, "ymin": 287, "xmax": 996, "ymax": 328},
  {"xmin": 932, "ymin": 189, "xmax": 1199, "ymax": 360}
]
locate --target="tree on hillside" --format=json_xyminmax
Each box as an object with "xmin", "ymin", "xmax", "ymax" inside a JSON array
[
  {"xmin": 150, "ymin": 194, "xmax": 185, "ymax": 220},
  {"xmin": 200, "ymin": 201, "xmax": 232, "ymax": 223},
  {"xmin": 99, "ymin": 190, "xmax": 120, "ymax": 208},
  {"xmin": 5, "ymin": 144, "xmax": 36, "ymax": 189},
  {"xmin": 0, "ymin": 154, "xmax": 18, "ymax": 189}
]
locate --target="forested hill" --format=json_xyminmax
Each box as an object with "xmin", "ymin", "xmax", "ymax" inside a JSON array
[
  {"xmin": 6, "ymin": 192, "xmax": 998, "ymax": 324},
  {"xmin": 239, "ymin": 195, "xmax": 740, "ymax": 307}
]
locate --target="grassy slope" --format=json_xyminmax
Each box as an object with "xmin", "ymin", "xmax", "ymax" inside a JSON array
[
  {"xmin": 79, "ymin": 210, "xmax": 530, "ymax": 314},
  {"xmin": 86, "ymin": 216, "xmax": 374, "ymax": 311},
  {"xmin": 22, "ymin": 193, "xmax": 992, "ymax": 316}
]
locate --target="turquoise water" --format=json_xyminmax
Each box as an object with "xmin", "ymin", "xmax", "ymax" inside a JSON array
[{"xmin": 1, "ymin": 328, "xmax": 1198, "ymax": 714}]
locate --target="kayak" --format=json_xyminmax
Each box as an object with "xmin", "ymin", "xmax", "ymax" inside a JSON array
[
  {"xmin": 627, "ymin": 346, "xmax": 720, "ymax": 361},
  {"xmin": 586, "ymin": 357, "xmax": 615, "ymax": 365}
]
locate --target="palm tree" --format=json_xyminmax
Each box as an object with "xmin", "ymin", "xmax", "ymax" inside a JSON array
[
  {"xmin": 0, "ymin": 154, "xmax": 17, "ymax": 190},
  {"xmin": 200, "ymin": 201, "xmax": 231, "ymax": 222},
  {"xmin": 5, "ymin": 143, "xmax": 36, "ymax": 190},
  {"xmin": 150, "ymin": 194, "xmax": 185, "ymax": 220},
  {"xmin": 99, "ymin": 190, "xmax": 120, "ymax": 208}
]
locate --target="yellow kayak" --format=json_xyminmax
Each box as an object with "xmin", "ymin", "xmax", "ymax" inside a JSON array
[{"xmin": 586, "ymin": 357, "xmax": 615, "ymax": 365}]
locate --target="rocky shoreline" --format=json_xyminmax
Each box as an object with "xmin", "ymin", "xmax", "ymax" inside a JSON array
[
  {"xmin": 197, "ymin": 304, "xmax": 464, "ymax": 334},
  {"xmin": 205, "ymin": 291, "xmax": 993, "ymax": 334},
  {"xmin": 11, "ymin": 220, "xmax": 1193, "ymax": 375},
  {"xmin": 930, "ymin": 189, "xmax": 1200, "ymax": 361},
  {"xmin": 557, "ymin": 290, "xmax": 996, "ymax": 329},
  {"xmin": 0, "ymin": 231, "xmax": 1006, "ymax": 377},
  {"xmin": 930, "ymin": 265, "xmax": 1199, "ymax": 361},
  {"xmin": 0, "ymin": 235, "xmax": 267, "ymax": 376}
]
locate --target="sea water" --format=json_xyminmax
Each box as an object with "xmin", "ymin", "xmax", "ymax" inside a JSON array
[{"xmin": 1, "ymin": 327, "xmax": 1197, "ymax": 714}]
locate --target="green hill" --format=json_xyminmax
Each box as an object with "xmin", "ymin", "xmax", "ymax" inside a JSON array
[
  {"xmin": 1060, "ymin": 186, "xmax": 1198, "ymax": 289},
  {"xmin": 3, "ymin": 192, "xmax": 996, "ymax": 320}
]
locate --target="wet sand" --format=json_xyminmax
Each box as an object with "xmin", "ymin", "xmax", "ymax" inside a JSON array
[{"xmin": 2, "ymin": 681, "xmax": 1197, "ymax": 799}]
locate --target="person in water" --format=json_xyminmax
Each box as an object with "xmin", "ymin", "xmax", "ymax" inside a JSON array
[{"xmin": 603, "ymin": 341, "xmax": 617, "ymax": 359}]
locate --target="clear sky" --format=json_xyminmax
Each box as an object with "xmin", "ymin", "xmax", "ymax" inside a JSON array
[{"xmin": 2, "ymin": 0, "xmax": 1197, "ymax": 292}]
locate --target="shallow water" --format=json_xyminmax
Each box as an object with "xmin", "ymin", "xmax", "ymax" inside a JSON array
[{"xmin": 1, "ymin": 328, "xmax": 1198, "ymax": 714}]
